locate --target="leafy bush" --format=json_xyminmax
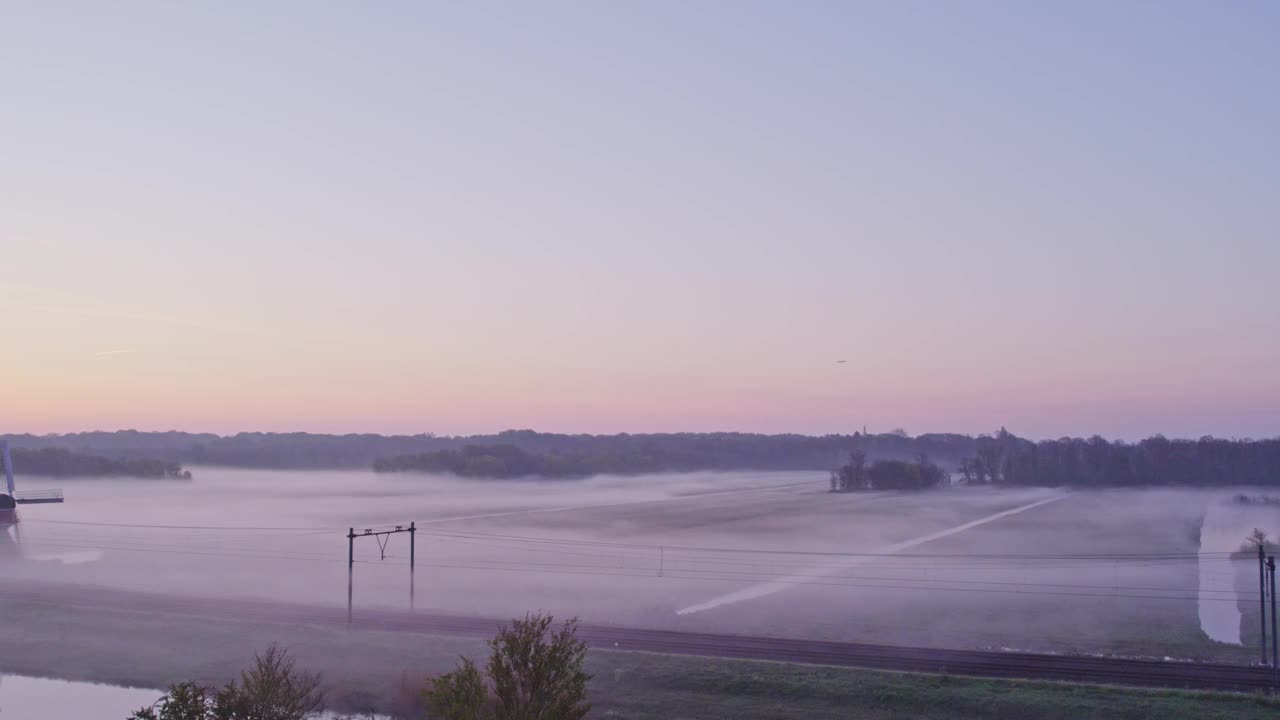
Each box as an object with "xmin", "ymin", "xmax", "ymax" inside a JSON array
[{"xmin": 427, "ymin": 613, "xmax": 591, "ymax": 720}]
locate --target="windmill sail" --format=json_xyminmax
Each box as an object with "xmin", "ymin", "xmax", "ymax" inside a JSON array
[
  {"xmin": 2, "ymin": 440, "xmax": 13, "ymax": 496},
  {"xmin": 0, "ymin": 440, "xmax": 65, "ymax": 508}
]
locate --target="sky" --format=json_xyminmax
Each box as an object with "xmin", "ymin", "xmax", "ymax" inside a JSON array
[{"xmin": 2, "ymin": 1, "xmax": 1277, "ymax": 440}]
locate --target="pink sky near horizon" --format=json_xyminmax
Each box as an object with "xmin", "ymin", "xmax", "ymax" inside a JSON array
[
  {"xmin": 2, "ymin": 3, "xmax": 1278, "ymax": 441},
  {"xmin": 6, "ymin": 284, "xmax": 1274, "ymax": 441}
]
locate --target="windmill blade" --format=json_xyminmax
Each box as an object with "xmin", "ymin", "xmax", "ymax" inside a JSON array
[
  {"xmin": 2, "ymin": 440, "xmax": 14, "ymax": 496},
  {"xmin": 15, "ymin": 489, "xmax": 64, "ymax": 504},
  {"xmin": 1, "ymin": 441, "xmax": 65, "ymax": 504}
]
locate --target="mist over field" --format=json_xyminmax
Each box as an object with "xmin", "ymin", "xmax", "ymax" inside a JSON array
[{"xmin": 4, "ymin": 467, "xmax": 1276, "ymax": 660}]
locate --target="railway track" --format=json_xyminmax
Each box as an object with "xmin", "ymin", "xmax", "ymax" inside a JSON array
[{"xmin": 1, "ymin": 582, "xmax": 1274, "ymax": 693}]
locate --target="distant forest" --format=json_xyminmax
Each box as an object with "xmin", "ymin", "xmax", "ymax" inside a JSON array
[
  {"xmin": 3, "ymin": 429, "xmax": 1279, "ymax": 487},
  {"xmin": 1, "ymin": 429, "xmax": 973, "ymax": 472},
  {"xmin": 958, "ymin": 429, "xmax": 1280, "ymax": 488},
  {"xmin": 6, "ymin": 447, "xmax": 192, "ymax": 479},
  {"xmin": 375, "ymin": 445, "xmax": 635, "ymax": 478}
]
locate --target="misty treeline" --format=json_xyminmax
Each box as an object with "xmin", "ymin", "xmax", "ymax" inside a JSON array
[
  {"xmin": 7, "ymin": 429, "xmax": 1280, "ymax": 487},
  {"xmin": 956, "ymin": 429, "xmax": 1280, "ymax": 487},
  {"xmin": 376, "ymin": 443, "xmax": 727, "ymax": 478},
  {"xmin": 0, "ymin": 429, "xmax": 974, "ymax": 471},
  {"xmin": 7, "ymin": 447, "xmax": 191, "ymax": 479},
  {"xmin": 830, "ymin": 452, "xmax": 947, "ymax": 491}
]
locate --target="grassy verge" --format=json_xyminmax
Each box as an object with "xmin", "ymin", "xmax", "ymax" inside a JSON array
[
  {"xmin": 587, "ymin": 651, "xmax": 1280, "ymax": 720},
  {"xmin": 0, "ymin": 596, "xmax": 1275, "ymax": 719}
]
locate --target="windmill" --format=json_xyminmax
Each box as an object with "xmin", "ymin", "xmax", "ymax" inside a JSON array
[{"xmin": 0, "ymin": 440, "xmax": 64, "ymax": 531}]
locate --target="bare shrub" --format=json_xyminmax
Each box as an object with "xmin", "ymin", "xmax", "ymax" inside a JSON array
[{"xmin": 128, "ymin": 644, "xmax": 323, "ymax": 720}]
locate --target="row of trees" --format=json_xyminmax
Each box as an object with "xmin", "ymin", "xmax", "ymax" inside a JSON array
[
  {"xmin": 9, "ymin": 447, "xmax": 192, "ymax": 479},
  {"xmin": 375, "ymin": 443, "xmax": 713, "ymax": 478},
  {"xmin": 9, "ymin": 428, "xmax": 1280, "ymax": 485},
  {"xmin": 130, "ymin": 614, "xmax": 589, "ymax": 720},
  {"xmin": 4, "ymin": 429, "xmax": 977, "ymax": 471},
  {"xmin": 830, "ymin": 452, "xmax": 948, "ymax": 491},
  {"xmin": 956, "ymin": 430, "xmax": 1280, "ymax": 487}
]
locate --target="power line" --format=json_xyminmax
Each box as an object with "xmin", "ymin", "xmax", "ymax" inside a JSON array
[
  {"xmin": 417, "ymin": 527, "xmax": 1238, "ymax": 560},
  {"xmin": 19, "ymin": 523, "xmax": 1256, "ymax": 597},
  {"xmin": 404, "ymin": 559, "xmax": 1256, "ymax": 603},
  {"xmin": 16, "ymin": 538, "xmax": 340, "ymax": 564},
  {"xmin": 423, "ymin": 537, "xmax": 1243, "ymax": 590},
  {"xmin": 18, "ymin": 518, "xmax": 1248, "ymax": 561},
  {"xmin": 17, "ymin": 534, "xmax": 1257, "ymax": 601},
  {"xmin": 22, "ymin": 518, "xmax": 336, "ymax": 532}
]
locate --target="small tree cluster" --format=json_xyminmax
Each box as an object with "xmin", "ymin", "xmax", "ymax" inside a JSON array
[
  {"xmin": 427, "ymin": 613, "xmax": 591, "ymax": 720},
  {"xmin": 831, "ymin": 452, "xmax": 947, "ymax": 491},
  {"xmin": 1244, "ymin": 528, "xmax": 1280, "ymax": 555},
  {"xmin": 829, "ymin": 451, "xmax": 867, "ymax": 491},
  {"xmin": 129, "ymin": 645, "xmax": 323, "ymax": 720}
]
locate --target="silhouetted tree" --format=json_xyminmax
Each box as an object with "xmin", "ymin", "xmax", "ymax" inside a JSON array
[
  {"xmin": 427, "ymin": 613, "xmax": 591, "ymax": 720},
  {"xmin": 128, "ymin": 645, "xmax": 323, "ymax": 720}
]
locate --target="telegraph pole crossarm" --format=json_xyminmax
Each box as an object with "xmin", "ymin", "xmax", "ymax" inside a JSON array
[{"xmin": 345, "ymin": 522, "xmax": 417, "ymax": 625}]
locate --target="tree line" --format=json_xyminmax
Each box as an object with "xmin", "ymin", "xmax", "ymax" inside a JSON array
[
  {"xmin": 955, "ymin": 430, "xmax": 1280, "ymax": 487},
  {"xmin": 6, "ymin": 429, "xmax": 1280, "ymax": 486},
  {"xmin": 376, "ymin": 444, "xmax": 685, "ymax": 478},
  {"xmin": 2, "ymin": 429, "xmax": 975, "ymax": 471},
  {"xmin": 8, "ymin": 447, "xmax": 192, "ymax": 479}
]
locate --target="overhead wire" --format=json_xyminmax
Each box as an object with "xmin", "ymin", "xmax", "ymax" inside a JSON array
[
  {"xmin": 19, "ymin": 518, "xmax": 1247, "ymax": 559},
  {"xmin": 17, "ymin": 534, "xmax": 1258, "ymax": 603},
  {"xmin": 12, "ymin": 511, "xmax": 1263, "ymax": 605}
]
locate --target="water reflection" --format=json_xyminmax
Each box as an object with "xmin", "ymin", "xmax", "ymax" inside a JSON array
[
  {"xmin": 0, "ymin": 674, "xmax": 388, "ymax": 718},
  {"xmin": 0, "ymin": 674, "xmax": 158, "ymax": 718}
]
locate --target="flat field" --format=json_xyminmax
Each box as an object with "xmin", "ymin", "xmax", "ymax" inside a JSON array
[
  {"xmin": 0, "ymin": 596, "xmax": 1275, "ymax": 719},
  {"xmin": 3, "ymin": 470, "xmax": 1273, "ymax": 666}
]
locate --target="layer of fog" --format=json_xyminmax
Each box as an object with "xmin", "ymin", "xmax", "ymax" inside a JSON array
[
  {"xmin": 676, "ymin": 491, "xmax": 1068, "ymax": 615},
  {"xmin": 3, "ymin": 468, "xmax": 1277, "ymax": 657}
]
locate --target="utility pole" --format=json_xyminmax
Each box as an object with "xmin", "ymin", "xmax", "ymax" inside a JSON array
[
  {"xmin": 1261, "ymin": 543, "xmax": 1269, "ymax": 666},
  {"xmin": 345, "ymin": 523, "xmax": 417, "ymax": 625},
  {"xmin": 1269, "ymin": 555, "xmax": 1277, "ymax": 670},
  {"xmin": 348, "ymin": 528, "xmax": 355, "ymax": 626}
]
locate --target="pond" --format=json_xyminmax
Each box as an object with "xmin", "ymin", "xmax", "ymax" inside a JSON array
[
  {"xmin": 0, "ymin": 674, "xmax": 387, "ymax": 719},
  {"xmin": 0, "ymin": 675, "xmax": 158, "ymax": 719}
]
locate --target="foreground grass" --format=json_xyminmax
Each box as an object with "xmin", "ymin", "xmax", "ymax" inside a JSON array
[
  {"xmin": 0, "ymin": 596, "xmax": 1275, "ymax": 719},
  {"xmin": 587, "ymin": 651, "xmax": 1280, "ymax": 720}
]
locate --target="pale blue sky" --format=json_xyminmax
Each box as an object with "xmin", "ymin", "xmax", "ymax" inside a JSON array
[{"xmin": 2, "ymin": 1, "xmax": 1277, "ymax": 439}]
